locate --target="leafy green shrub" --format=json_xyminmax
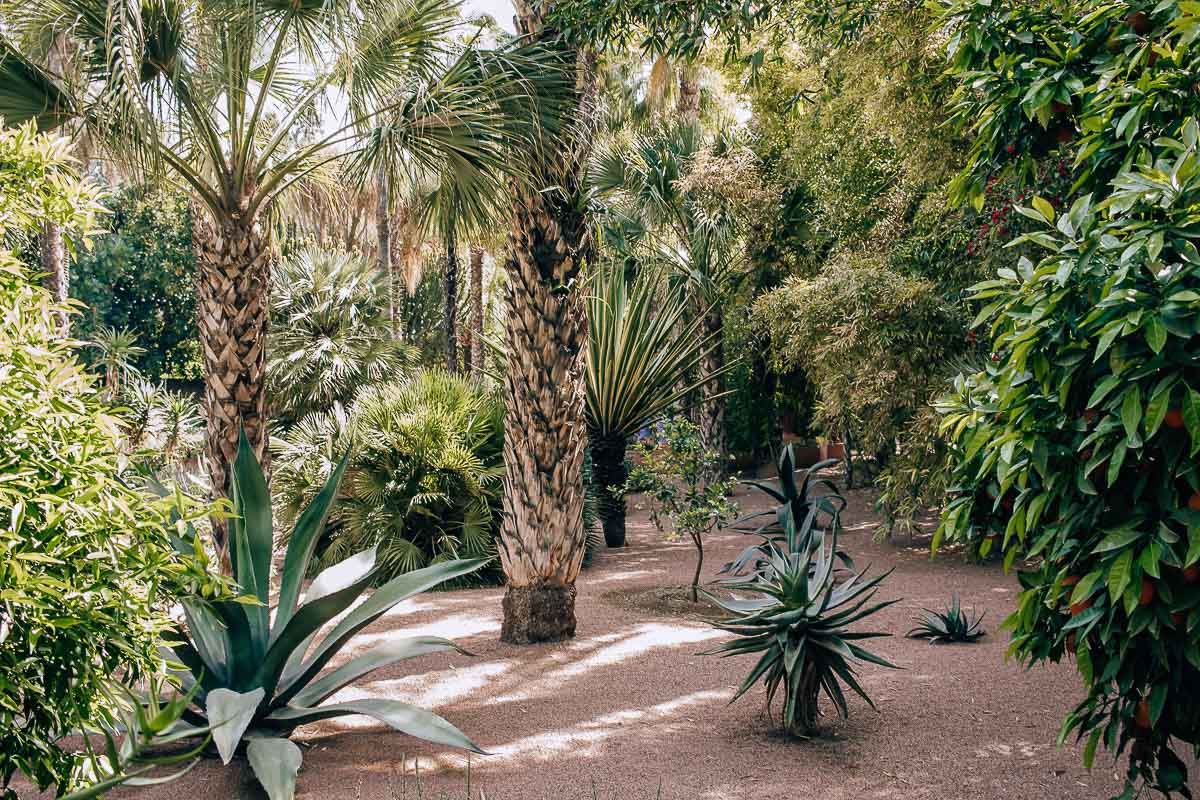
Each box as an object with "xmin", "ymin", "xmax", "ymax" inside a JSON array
[
  {"xmin": 71, "ymin": 187, "xmax": 198, "ymax": 381},
  {"xmin": 0, "ymin": 121, "xmax": 217, "ymax": 797},
  {"xmin": 937, "ymin": 0, "xmax": 1200, "ymax": 791},
  {"xmin": 753, "ymin": 258, "xmax": 968, "ymax": 456},
  {"xmin": 169, "ymin": 435, "xmax": 486, "ymax": 800},
  {"xmin": 624, "ymin": 417, "xmax": 738, "ymax": 601},
  {"xmin": 268, "ymin": 247, "xmax": 414, "ymax": 428},
  {"xmin": 907, "ymin": 594, "xmax": 985, "ymax": 644},
  {"xmin": 704, "ymin": 529, "xmax": 896, "ymax": 737},
  {"xmin": 273, "ymin": 369, "xmax": 504, "ymax": 582}
]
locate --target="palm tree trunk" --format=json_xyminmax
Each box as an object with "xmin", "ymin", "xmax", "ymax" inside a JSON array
[
  {"xmin": 589, "ymin": 432, "xmax": 628, "ymax": 548},
  {"xmin": 194, "ymin": 211, "xmax": 270, "ymax": 550},
  {"xmin": 376, "ymin": 166, "xmax": 394, "ymax": 332},
  {"xmin": 40, "ymin": 220, "xmax": 68, "ymax": 331},
  {"xmin": 444, "ymin": 227, "xmax": 459, "ymax": 374},
  {"xmin": 470, "ymin": 245, "xmax": 485, "ymax": 375},
  {"xmin": 678, "ymin": 69, "xmax": 700, "ymax": 122},
  {"xmin": 499, "ymin": 9, "xmax": 595, "ymax": 644},
  {"xmin": 698, "ymin": 305, "xmax": 728, "ymax": 479}
]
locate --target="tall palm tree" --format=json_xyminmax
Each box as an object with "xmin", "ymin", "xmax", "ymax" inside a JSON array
[
  {"xmin": 468, "ymin": 244, "xmax": 485, "ymax": 374},
  {"xmin": 585, "ymin": 264, "xmax": 720, "ymax": 547},
  {"xmin": 1, "ymin": 0, "xmax": 557, "ymax": 545},
  {"xmin": 496, "ymin": 4, "xmax": 596, "ymax": 644}
]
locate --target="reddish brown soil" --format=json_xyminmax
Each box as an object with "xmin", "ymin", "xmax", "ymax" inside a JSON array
[{"xmin": 109, "ymin": 484, "xmax": 1194, "ymax": 799}]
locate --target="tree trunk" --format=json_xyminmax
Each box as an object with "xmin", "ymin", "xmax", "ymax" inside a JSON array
[
  {"xmin": 469, "ymin": 245, "xmax": 485, "ymax": 375},
  {"xmin": 788, "ymin": 660, "xmax": 821, "ymax": 737},
  {"xmin": 689, "ymin": 532, "xmax": 704, "ymax": 603},
  {"xmin": 678, "ymin": 69, "xmax": 700, "ymax": 122},
  {"xmin": 499, "ymin": 8, "xmax": 594, "ymax": 644},
  {"xmin": 444, "ymin": 228, "xmax": 459, "ymax": 374},
  {"xmin": 698, "ymin": 305, "xmax": 727, "ymax": 479},
  {"xmin": 194, "ymin": 211, "xmax": 271, "ymax": 550},
  {"xmin": 40, "ymin": 220, "xmax": 68, "ymax": 331},
  {"xmin": 589, "ymin": 432, "xmax": 628, "ymax": 548},
  {"xmin": 842, "ymin": 419, "xmax": 855, "ymax": 489},
  {"xmin": 376, "ymin": 166, "xmax": 395, "ymax": 334}
]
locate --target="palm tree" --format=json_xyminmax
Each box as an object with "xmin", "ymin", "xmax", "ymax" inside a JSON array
[
  {"xmin": 467, "ymin": 244, "xmax": 486, "ymax": 374},
  {"xmin": 267, "ymin": 247, "xmax": 414, "ymax": 427},
  {"xmin": 496, "ymin": 6, "xmax": 596, "ymax": 644},
  {"xmin": 0, "ymin": 0, "xmax": 558, "ymax": 544},
  {"xmin": 585, "ymin": 265, "xmax": 720, "ymax": 547}
]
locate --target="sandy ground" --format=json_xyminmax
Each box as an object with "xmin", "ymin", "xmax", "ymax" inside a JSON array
[{"xmin": 96, "ymin": 482, "xmax": 1197, "ymax": 800}]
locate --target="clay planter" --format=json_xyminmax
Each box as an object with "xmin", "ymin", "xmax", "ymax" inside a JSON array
[{"xmin": 820, "ymin": 442, "xmax": 846, "ymax": 461}]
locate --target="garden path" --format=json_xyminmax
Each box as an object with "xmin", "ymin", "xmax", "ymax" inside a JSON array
[{"xmin": 122, "ymin": 483, "xmax": 1195, "ymax": 800}]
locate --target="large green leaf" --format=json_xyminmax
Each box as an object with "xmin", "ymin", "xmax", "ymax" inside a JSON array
[
  {"xmin": 257, "ymin": 549, "xmax": 381, "ymax": 701},
  {"xmin": 179, "ymin": 601, "xmax": 230, "ymax": 686},
  {"xmin": 246, "ymin": 738, "xmax": 302, "ymax": 800},
  {"xmin": 274, "ymin": 451, "xmax": 352, "ymax": 635},
  {"xmin": 265, "ymin": 699, "xmax": 484, "ymax": 753},
  {"xmin": 289, "ymin": 636, "xmax": 465, "ymax": 708},
  {"xmin": 230, "ymin": 431, "xmax": 273, "ymax": 658},
  {"xmin": 206, "ymin": 687, "xmax": 266, "ymax": 764},
  {"xmin": 275, "ymin": 558, "xmax": 488, "ymax": 703}
]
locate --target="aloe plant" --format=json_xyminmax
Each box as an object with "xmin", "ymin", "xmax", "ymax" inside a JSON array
[
  {"xmin": 722, "ymin": 445, "xmax": 849, "ymax": 578},
  {"xmin": 704, "ymin": 530, "xmax": 897, "ymax": 736},
  {"xmin": 169, "ymin": 433, "xmax": 487, "ymax": 800},
  {"xmin": 907, "ymin": 594, "xmax": 986, "ymax": 644}
]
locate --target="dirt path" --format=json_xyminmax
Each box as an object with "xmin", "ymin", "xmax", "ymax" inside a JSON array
[{"xmin": 121, "ymin": 484, "xmax": 1196, "ymax": 799}]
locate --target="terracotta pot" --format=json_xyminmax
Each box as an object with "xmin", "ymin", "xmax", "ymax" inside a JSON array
[
  {"xmin": 820, "ymin": 442, "xmax": 845, "ymax": 461},
  {"xmin": 790, "ymin": 445, "xmax": 821, "ymax": 467}
]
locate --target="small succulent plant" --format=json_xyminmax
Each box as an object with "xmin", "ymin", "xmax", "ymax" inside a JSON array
[{"xmin": 907, "ymin": 594, "xmax": 986, "ymax": 644}]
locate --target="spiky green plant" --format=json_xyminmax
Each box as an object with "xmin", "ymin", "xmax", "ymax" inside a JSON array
[
  {"xmin": 704, "ymin": 530, "xmax": 897, "ymax": 737},
  {"xmin": 272, "ymin": 369, "xmax": 504, "ymax": 582},
  {"xmin": 168, "ymin": 433, "xmax": 486, "ymax": 800},
  {"xmin": 722, "ymin": 445, "xmax": 849, "ymax": 578},
  {"xmin": 585, "ymin": 265, "xmax": 720, "ymax": 548},
  {"xmin": 268, "ymin": 248, "xmax": 415, "ymax": 427},
  {"xmin": 907, "ymin": 594, "xmax": 986, "ymax": 644},
  {"xmin": 90, "ymin": 325, "xmax": 145, "ymax": 398}
]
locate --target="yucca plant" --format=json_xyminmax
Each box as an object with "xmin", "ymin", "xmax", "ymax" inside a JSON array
[
  {"xmin": 704, "ymin": 530, "xmax": 897, "ymax": 737},
  {"xmin": 722, "ymin": 445, "xmax": 849, "ymax": 578},
  {"xmin": 585, "ymin": 264, "xmax": 722, "ymax": 548},
  {"xmin": 90, "ymin": 326, "xmax": 145, "ymax": 399},
  {"xmin": 907, "ymin": 594, "xmax": 986, "ymax": 644},
  {"xmin": 168, "ymin": 433, "xmax": 487, "ymax": 800}
]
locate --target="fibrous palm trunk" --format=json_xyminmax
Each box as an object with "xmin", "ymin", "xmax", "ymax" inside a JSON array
[
  {"xmin": 499, "ymin": 7, "xmax": 595, "ymax": 644},
  {"xmin": 376, "ymin": 166, "xmax": 394, "ymax": 332},
  {"xmin": 589, "ymin": 432, "xmax": 628, "ymax": 548},
  {"xmin": 194, "ymin": 211, "xmax": 270, "ymax": 549},
  {"xmin": 469, "ymin": 245, "xmax": 484, "ymax": 375},
  {"xmin": 678, "ymin": 69, "xmax": 700, "ymax": 122},
  {"xmin": 789, "ymin": 660, "xmax": 821, "ymax": 737},
  {"xmin": 444, "ymin": 228, "xmax": 459, "ymax": 373},
  {"xmin": 40, "ymin": 220, "xmax": 68, "ymax": 331},
  {"xmin": 698, "ymin": 305, "xmax": 728, "ymax": 480}
]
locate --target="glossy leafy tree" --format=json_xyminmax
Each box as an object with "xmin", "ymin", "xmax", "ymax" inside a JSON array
[{"xmin": 936, "ymin": 2, "xmax": 1200, "ymax": 794}]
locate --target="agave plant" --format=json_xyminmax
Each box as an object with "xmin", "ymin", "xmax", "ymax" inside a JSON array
[
  {"xmin": 169, "ymin": 433, "xmax": 487, "ymax": 800},
  {"xmin": 722, "ymin": 445, "xmax": 849, "ymax": 578},
  {"xmin": 907, "ymin": 594, "xmax": 986, "ymax": 644},
  {"xmin": 585, "ymin": 264, "xmax": 721, "ymax": 548},
  {"xmin": 704, "ymin": 530, "xmax": 897, "ymax": 737}
]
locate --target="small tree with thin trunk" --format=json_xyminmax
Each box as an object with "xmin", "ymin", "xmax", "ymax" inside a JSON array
[{"xmin": 623, "ymin": 417, "xmax": 737, "ymax": 602}]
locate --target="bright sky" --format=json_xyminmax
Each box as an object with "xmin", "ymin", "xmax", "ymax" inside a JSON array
[{"xmin": 464, "ymin": 0, "xmax": 516, "ymax": 32}]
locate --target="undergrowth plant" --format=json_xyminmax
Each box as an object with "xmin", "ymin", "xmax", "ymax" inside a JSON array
[
  {"xmin": 907, "ymin": 594, "xmax": 986, "ymax": 644},
  {"xmin": 624, "ymin": 417, "xmax": 738, "ymax": 602}
]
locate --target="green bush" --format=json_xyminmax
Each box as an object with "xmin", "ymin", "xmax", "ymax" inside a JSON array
[
  {"xmin": 268, "ymin": 247, "xmax": 414, "ymax": 427},
  {"xmin": 272, "ymin": 369, "xmax": 504, "ymax": 583},
  {"xmin": 70, "ymin": 187, "xmax": 198, "ymax": 381},
  {"xmin": 936, "ymin": 1, "xmax": 1200, "ymax": 793},
  {"xmin": 753, "ymin": 258, "xmax": 968, "ymax": 455},
  {"xmin": 0, "ymin": 122, "xmax": 217, "ymax": 797}
]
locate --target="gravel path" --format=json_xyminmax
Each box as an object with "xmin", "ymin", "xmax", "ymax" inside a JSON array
[{"xmin": 119, "ymin": 483, "xmax": 1197, "ymax": 799}]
